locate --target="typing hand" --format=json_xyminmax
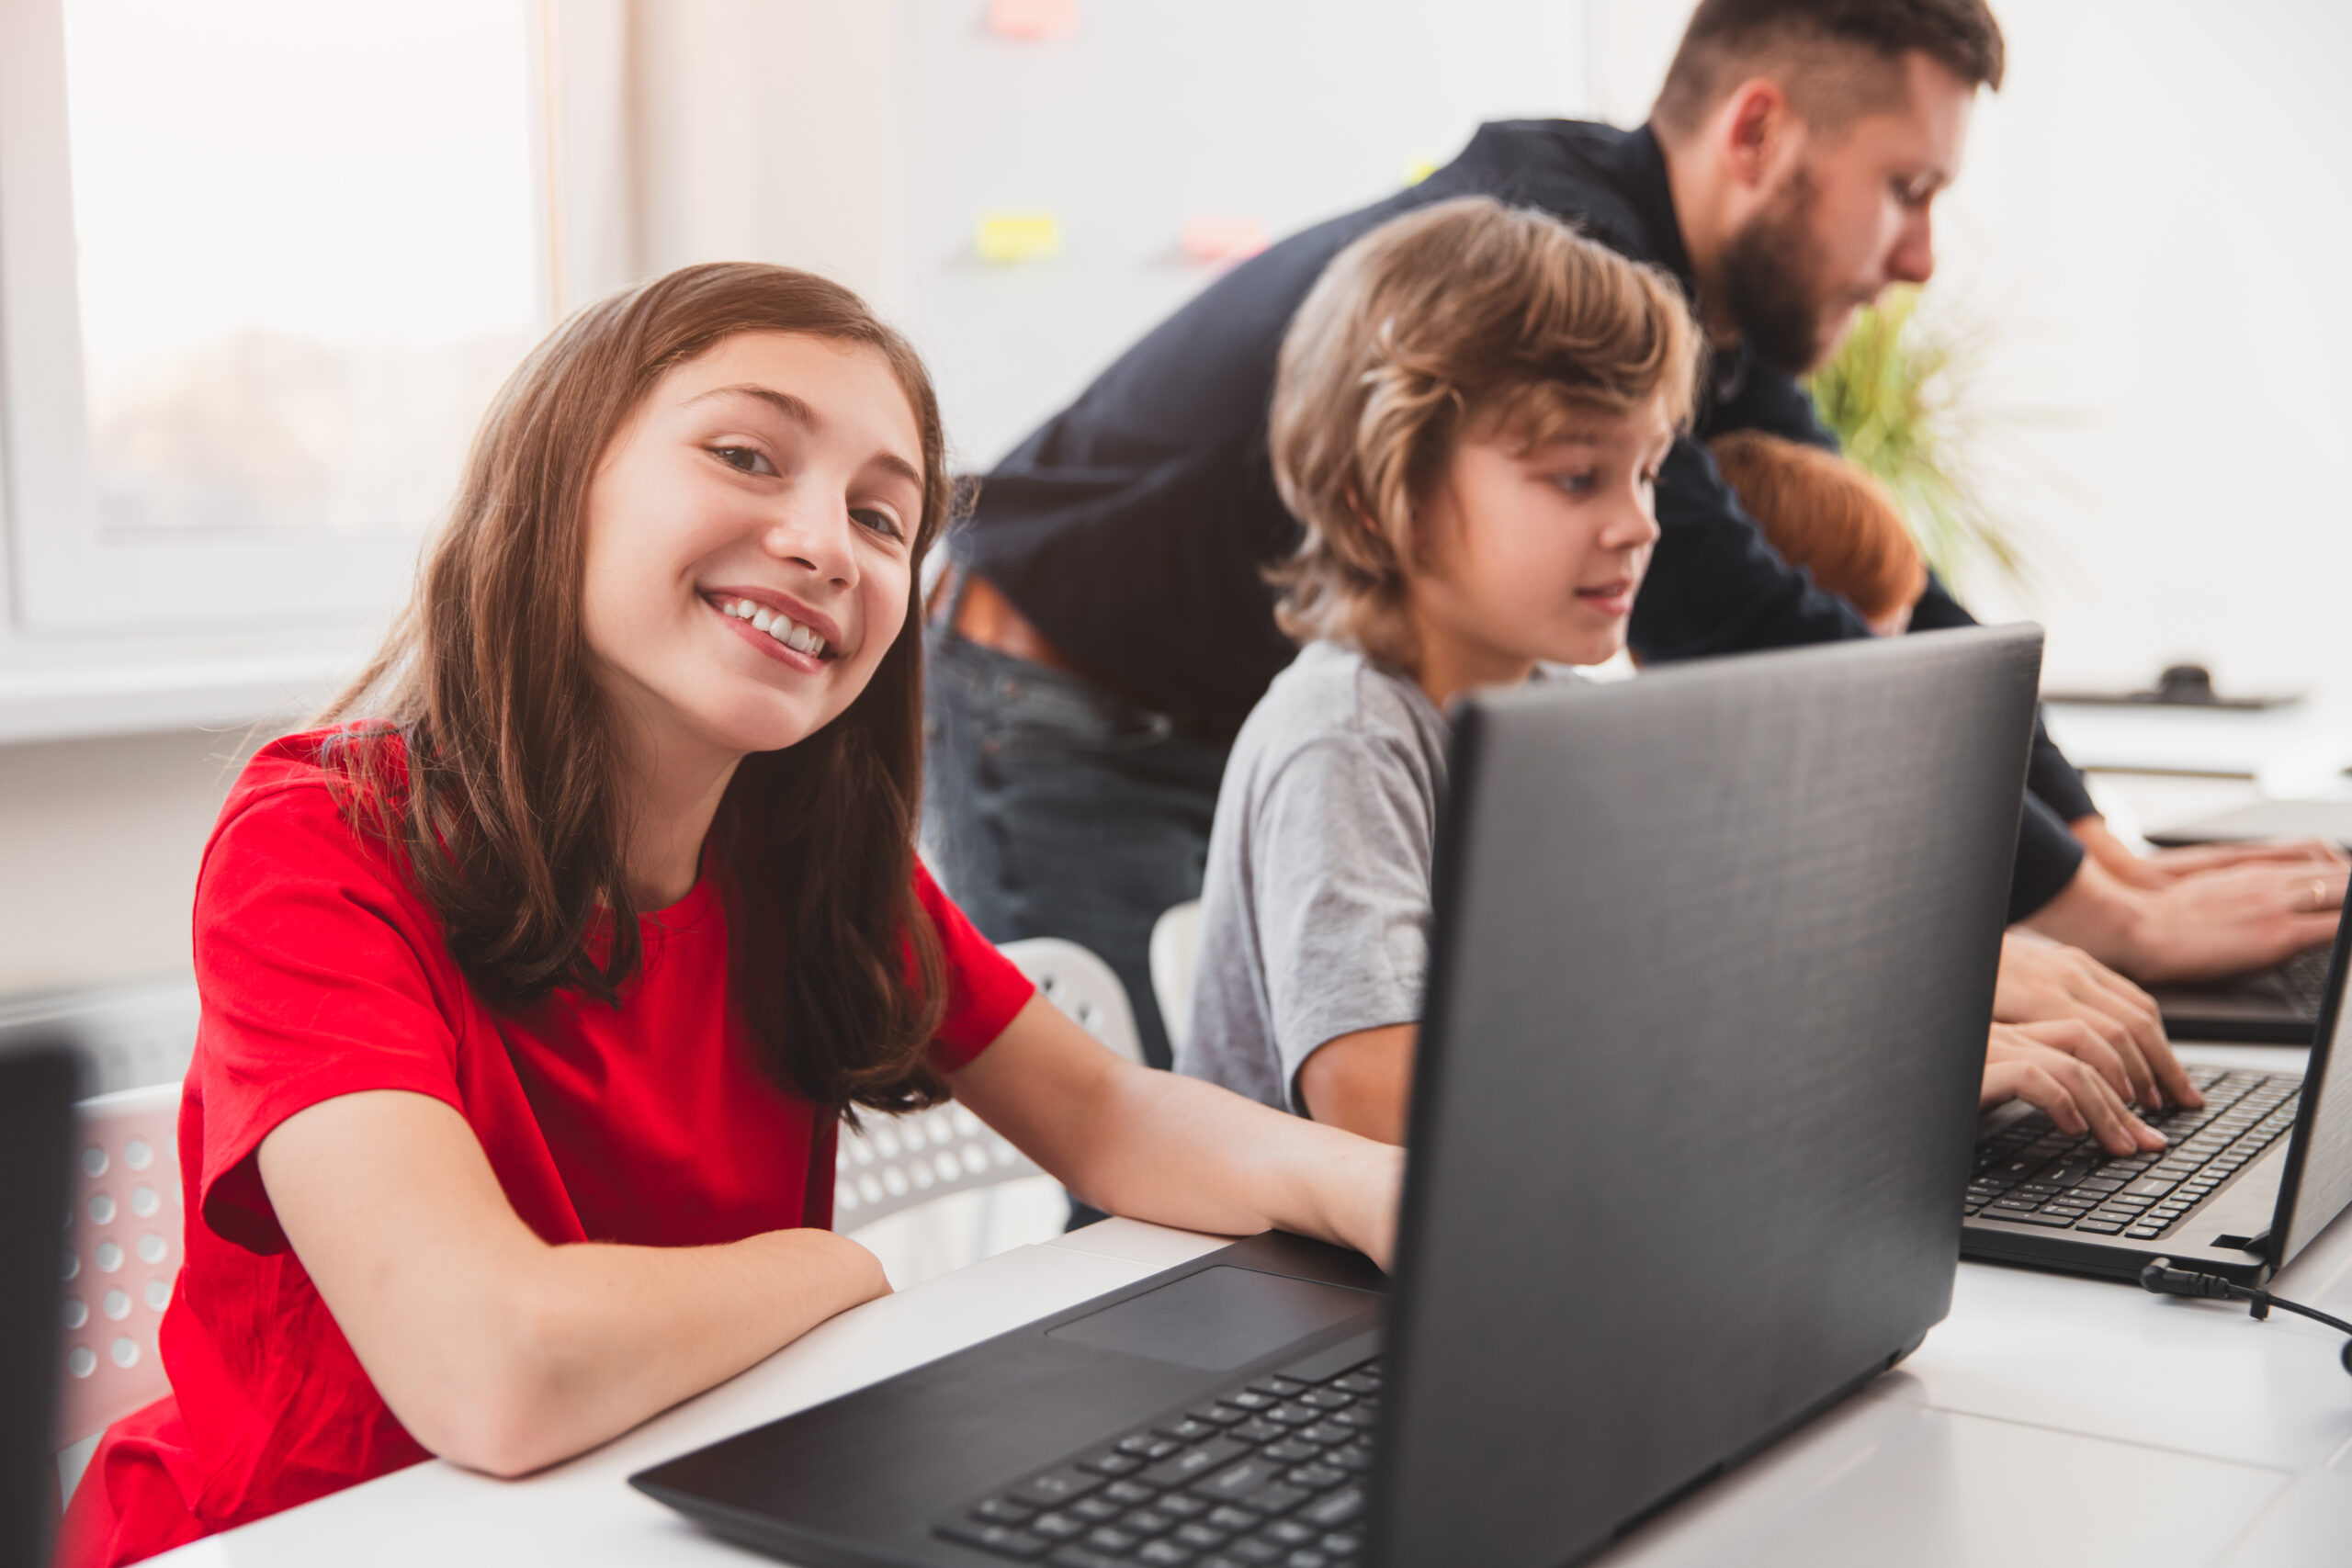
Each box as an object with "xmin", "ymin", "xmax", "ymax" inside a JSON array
[
  {"xmin": 1994, "ymin": 931, "xmax": 2199, "ymax": 1110},
  {"xmin": 2028, "ymin": 855, "xmax": 2346, "ymax": 986},
  {"xmin": 1982, "ymin": 1022, "xmax": 2167, "ymax": 1156},
  {"xmin": 2075, "ymin": 815, "xmax": 2347, "ymax": 890}
]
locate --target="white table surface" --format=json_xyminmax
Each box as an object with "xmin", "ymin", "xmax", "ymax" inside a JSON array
[{"xmin": 150, "ymin": 1049, "xmax": 2352, "ymax": 1568}]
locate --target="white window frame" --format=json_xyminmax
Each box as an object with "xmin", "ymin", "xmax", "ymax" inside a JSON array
[{"xmin": 0, "ymin": 0, "xmax": 643, "ymax": 745}]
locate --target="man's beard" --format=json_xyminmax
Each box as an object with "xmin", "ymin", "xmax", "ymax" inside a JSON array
[{"xmin": 1719, "ymin": 164, "xmax": 1836, "ymax": 377}]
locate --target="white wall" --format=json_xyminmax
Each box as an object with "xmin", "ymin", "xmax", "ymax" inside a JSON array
[
  {"xmin": 0, "ymin": 729, "xmax": 260, "ymax": 994},
  {"xmin": 1588, "ymin": 0, "xmax": 2352, "ymax": 709}
]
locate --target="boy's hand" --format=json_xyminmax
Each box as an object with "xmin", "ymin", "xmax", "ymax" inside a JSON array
[
  {"xmin": 1994, "ymin": 932, "xmax": 2198, "ymax": 1110},
  {"xmin": 1983, "ymin": 1022, "xmax": 2167, "ymax": 1156}
]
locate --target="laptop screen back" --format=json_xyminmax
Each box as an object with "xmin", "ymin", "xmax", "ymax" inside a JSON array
[
  {"xmin": 1372, "ymin": 626, "xmax": 2042, "ymax": 1568},
  {"xmin": 2271, "ymin": 913, "xmax": 2352, "ymax": 1272},
  {"xmin": 1, "ymin": 1034, "xmax": 81, "ymax": 1568}
]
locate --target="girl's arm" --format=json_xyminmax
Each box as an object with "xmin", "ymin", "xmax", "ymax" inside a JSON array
[
  {"xmin": 948, "ymin": 994, "xmax": 1405, "ymax": 1269},
  {"xmin": 257, "ymin": 1090, "xmax": 889, "ymax": 1478}
]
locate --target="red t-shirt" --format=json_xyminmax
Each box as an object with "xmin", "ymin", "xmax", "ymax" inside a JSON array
[{"xmin": 59, "ymin": 731, "xmax": 1034, "ymax": 1568}]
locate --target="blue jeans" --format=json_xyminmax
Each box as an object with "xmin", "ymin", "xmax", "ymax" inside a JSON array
[{"xmin": 922, "ymin": 628, "xmax": 1230, "ymax": 1070}]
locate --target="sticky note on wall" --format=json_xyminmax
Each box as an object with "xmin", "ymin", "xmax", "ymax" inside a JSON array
[
  {"xmin": 976, "ymin": 211, "xmax": 1063, "ymax": 264},
  {"xmin": 988, "ymin": 0, "xmax": 1077, "ymax": 40},
  {"xmin": 1181, "ymin": 216, "xmax": 1268, "ymax": 265},
  {"xmin": 1403, "ymin": 157, "xmax": 1439, "ymax": 186}
]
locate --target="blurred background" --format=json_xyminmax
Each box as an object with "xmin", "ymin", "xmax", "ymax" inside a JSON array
[{"xmin": 1, "ymin": 0, "xmax": 2346, "ymax": 1033}]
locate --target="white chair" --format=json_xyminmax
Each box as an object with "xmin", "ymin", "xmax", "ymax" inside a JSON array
[
  {"xmin": 832, "ymin": 936, "xmax": 1142, "ymax": 1232},
  {"xmin": 1149, "ymin": 899, "xmax": 1203, "ymax": 1057},
  {"xmin": 57, "ymin": 1083, "xmax": 185, "ymax": 1505}
]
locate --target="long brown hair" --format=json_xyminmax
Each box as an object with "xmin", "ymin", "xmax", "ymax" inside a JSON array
[{"xmin": 323, "ymin": 263, "xmax": 956, "ymax": 1115}]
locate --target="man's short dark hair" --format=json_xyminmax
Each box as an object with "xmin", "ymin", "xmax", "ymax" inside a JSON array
[{"xmin": 1652, "ymin": 0, "xmax": 2005, "ymax": 139}]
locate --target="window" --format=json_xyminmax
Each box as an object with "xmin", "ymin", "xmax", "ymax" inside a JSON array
[{"xmin": 0, "ymin": 0, "xmax": 544, "ymax": 633}]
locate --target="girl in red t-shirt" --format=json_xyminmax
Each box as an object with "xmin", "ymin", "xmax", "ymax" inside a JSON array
[{"xmin": 61, "ymin": 265, "xmax": 1403, "ymax": 1568}]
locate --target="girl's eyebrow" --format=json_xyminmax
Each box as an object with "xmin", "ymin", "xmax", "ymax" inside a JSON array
[
  {"xmin": 688, "ymin": 383, "xmax": 820, "ymax": 428},
  {"xmin": 689, "ymin": 383, "xmax": 923, "ymax": 491}
]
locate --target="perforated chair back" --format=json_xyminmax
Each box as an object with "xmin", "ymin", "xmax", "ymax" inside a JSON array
[
  {"xmin": 60, "ymin": 1084, "xmax": 182, "ymax": 1451},
  {"xmin": 832, "ymin": 937, "xmax": 1141, "ymax": 1230},
  {"xmin": 1148, "ymin": 900, "xmax": 1203, "ymax": 1056}
]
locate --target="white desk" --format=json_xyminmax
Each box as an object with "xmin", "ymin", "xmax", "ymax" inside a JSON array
[{"xmin": 151, "ymin": 1048, "xmax": 2352, "ymax": 1568}]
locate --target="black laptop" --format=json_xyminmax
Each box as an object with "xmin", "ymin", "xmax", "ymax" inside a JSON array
[
  {"xmin": 2140, "ymin": 799, "xmax": 2348, "ymax": 1043},
  {"xmin": 633, "ymin": 626, "xmax": 2042, "ymax": 1568},
  {"xmin": 1963, "ymin": 904, "xmax": 2352, "ymax": 1285},
  {"xmin": 3, "ymin": 1031, "xmax": 82, "ymax": 1568}
]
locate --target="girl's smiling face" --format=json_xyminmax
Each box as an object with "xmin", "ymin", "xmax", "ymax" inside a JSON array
[{"xmin": 580, "ymin": 331, "xmax": 925, "ymax": 765}]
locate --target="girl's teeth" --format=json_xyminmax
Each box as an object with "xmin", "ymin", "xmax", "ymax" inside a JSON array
[{"xmin": 720, "ymin": 597, "xmax": 826, "ymax": 658}]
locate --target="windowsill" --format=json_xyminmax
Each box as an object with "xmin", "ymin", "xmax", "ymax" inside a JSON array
[{"xmin": 0, "ymin": 652, "xmax": 360, "ymax": 746}]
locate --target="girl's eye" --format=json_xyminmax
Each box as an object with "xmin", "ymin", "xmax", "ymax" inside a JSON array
[
  {"xmin": 852, "ymin": 507, "xmax": 905, "ymax": 542},
  {"xmin": 1552, "ymin": 471, "xmax": 1598, "ymax": 497},
  {"xmin": 712, "ymin": 445, "xmax": 776, "ymax": 477}
]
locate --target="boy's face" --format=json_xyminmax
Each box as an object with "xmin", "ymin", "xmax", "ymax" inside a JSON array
[{"xmin": 1408, "ymin": 398, "xmax": 1675, "ymax": 687}]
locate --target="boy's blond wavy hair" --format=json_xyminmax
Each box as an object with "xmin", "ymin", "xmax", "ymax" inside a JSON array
[{"xmin": 1267, "ymin": 196, "xmax": 1702, "ymax": 671}]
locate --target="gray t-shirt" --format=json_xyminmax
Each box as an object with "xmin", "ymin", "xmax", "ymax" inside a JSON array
[{"xmin": 1175, "ymin": 640, "xmax": 1453, "ymax": 1111}]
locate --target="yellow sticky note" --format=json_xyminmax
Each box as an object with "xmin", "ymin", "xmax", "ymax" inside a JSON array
[
  {"xmin": 988, "ymin": 0, "xmax": 1077, "ymax": 40},
  {"xmin": 1403, "ymin": 157, "xmax": 1439, "ymax": 186},
  {"xmin": 976, "ymin": 211, "xmax": 1063, "ymax": 264}
]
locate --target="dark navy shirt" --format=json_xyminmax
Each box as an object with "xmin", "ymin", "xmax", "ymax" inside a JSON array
[{"xmin": 960, "ymin": 119, "xmax": 2090, "ymax": 919}]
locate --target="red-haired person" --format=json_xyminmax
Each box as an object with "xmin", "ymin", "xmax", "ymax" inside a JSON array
[
  {"xmin": 1707, "ymin": 431, "xmax": 1925, "ymax": 636},
  {"xmin": 60, "ymin": 265, "xmax": 1402, "ymax": 1568}
]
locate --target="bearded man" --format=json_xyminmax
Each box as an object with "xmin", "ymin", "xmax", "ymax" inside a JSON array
[{"xmin": 925, "ymin": 0, "xmax": 2346, "ymax": 1086}]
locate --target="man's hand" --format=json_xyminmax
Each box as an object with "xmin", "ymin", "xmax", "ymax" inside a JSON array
[
  {"xmin": 2074, "ymin": 815, "xmax": 2346, "ymax": 891},
  {"xmin": 2027, "ymin": 854, "xmax": 2345, "ymax": 985},
  {"xmin": 1982, "ymin": 1022, "xmax": 2167, "ymax": 1156},
  {"xmin": 1994, "ymin": 932, "xmax": 2199, "ymax": 1110}
]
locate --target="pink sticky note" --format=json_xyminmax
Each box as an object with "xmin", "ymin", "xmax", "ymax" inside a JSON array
[
  {"xmin": 1181, "ymin": 216, "xmax": 1269, "ymax": 265},
  {"xmin": 988, "ymin": 0, "xmax": 1077, "ymax": 40}
]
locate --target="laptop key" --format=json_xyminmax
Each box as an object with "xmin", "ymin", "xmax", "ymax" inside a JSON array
[
  {"xmin": 1104, "ymin": 1482, "xmax": 1159, "ymax": 1506},
  {"xmin": 1085, "ymin": 1453, "xmax": 1146, "ymax": 1477},
  {"xmin": 978, "ymin": 1499, "xmax": 1040, "ymax": 1526},
  {"xmin": 1230, "ymin": 1419, "xmax": 1286, "ymax": 1444},
  {"xmin": 1205, "ymin": 1506, "xmax": 1262, "ymax": 1532},
  {"xmin": 1135, "ymin": 1542, "xmax": 1192, "ymax": 1566},
  {"xmin": 937, "ymin": 1519, "xmax": 1050, "ymax": 1559},
  {"xmin": 1299, "ymin": 1487, "xmax": 1366, "ymax": 1529},
  {"xmin": 1144, "ymin": 1440, "xmax": 1247, "ymax": 1489},
  {"xmin": 1077, "ymin": 1496, "xmax": 1132, "ymax": 1521},
  {"xmin": 2075, "ymin": 1220, "xmax": 2126, "ymax": 1234},
  {"xmin": 1154, "ymin": 1494, "xmax": 1207, "ymax": 1519},
  {"xmin": 1046, "ymin": 1549, "xmax": 1127, "ymax": 1568},
  {"xmin": 1084, "ymin": 1526, "xmax": 1138, "ymax": 1552},
  {"xmin": 1031, "ymin": 1513, "xmax": 1086, "ymax": 1540},
  {"xmin": 1195, "ymin": 1458, "xmax": 1284, "ymax": 1500},
  {"xmin": 1015, "ymin": 1469, "xmax": 1106, "ymax": 1509},
  {"xmin": 1239, "ymin": 1483, "xmax": 1310, "ymax": 1516}
]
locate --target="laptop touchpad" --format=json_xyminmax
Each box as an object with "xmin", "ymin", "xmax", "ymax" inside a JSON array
[{"xmin": 1047, "ymin": 1266, "xmax": 1378, "ymax": 1371}]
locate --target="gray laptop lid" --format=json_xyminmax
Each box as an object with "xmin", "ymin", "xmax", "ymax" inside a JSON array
[
  {"xmin": 1372, "ymin": 626, "xmax": 2041, "ymax": 1568},
  {"xmin": 2269, "ymin": 912, "xmax": 2352, "ymax": 1272}
]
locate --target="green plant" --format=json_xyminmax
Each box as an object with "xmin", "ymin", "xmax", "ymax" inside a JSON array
[{"xmin": 1805, "ymin": 284, "xmax": 2032, "ymax": 592}]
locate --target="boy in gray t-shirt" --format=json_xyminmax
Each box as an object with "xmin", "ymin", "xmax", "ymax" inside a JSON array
[
  {"xmin": 1177, "ymin": 197, "xmax": 2192, "ymax": 1157},
  {"xmin": 1178, "ymin": 640, "xmax": 1452, "ymax": 1112},
  {"xmin": 1170, "ymin": 197, "xmax": 1695, "ymax": 1137}
]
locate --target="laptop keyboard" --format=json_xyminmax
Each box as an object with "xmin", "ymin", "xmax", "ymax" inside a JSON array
[
  {"xmin": 2279, "ymin": 943, "xmax": 2333, "ymax": 1014},
  {"xmin": 1967, "ymin": 1066, "xmax": 2300, "ymax": 1241},
  {"xmin": 935, "ymin": 1355, "xmax": 1381, "ymax": 1566}
]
